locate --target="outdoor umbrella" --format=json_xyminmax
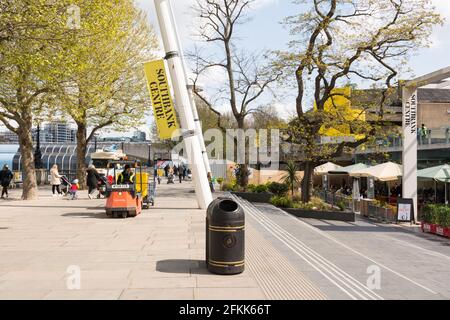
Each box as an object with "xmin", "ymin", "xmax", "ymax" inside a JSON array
[
  {"xmin": 314, "ymin": 162, "xmax": 343, "ymax": 175},
  {"xmin": 328, "ymin": 163, "xmax": 371, "ymax": 175},
  {"xmin": 349, "ymin": 162, "xmax": 403, "ymax": 182},
  {"xmin": 418, "ymin": 164, "xmax": 450, "ymax": 204},
  {"xmin": 350, "ymin": 162, "xmax": 403, "ymax": 202},
  {"xmin": 418, "ymin": 164, "xmax": 450, "ymax": 183},
  {"xmin": 329, "ymin": 163, "xmax": 371, "ymax": 204}
]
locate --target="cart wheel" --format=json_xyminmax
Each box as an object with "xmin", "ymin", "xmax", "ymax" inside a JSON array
[{"xmin": 121, "ymin": 212, "xmax": 128, "ymax": 219}]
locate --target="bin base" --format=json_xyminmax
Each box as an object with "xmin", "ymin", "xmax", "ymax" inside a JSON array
[{"xmin": 207, "ymin": 261, "xmax": 245, "ymax": 275}]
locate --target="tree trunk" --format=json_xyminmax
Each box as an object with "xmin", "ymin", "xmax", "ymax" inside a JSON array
[
  {"xmin": 301, "ymin": 161, "xmax": 314, "ymax": 203},
  {"xmin": 17, "ymin": 121, "xmax": 38, "ymax": 200},
  {"xmin": 76, "ymin": 123, "xmax": 88, "ymax": 189},
  {"xmin": 236, "ymin": 116, "xmax": 250, "ymax": 188}
]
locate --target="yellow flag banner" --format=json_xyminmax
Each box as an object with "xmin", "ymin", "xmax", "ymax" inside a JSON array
[{"xmin": 144, "ymin": 60, "xmax": 179, "ymax": 140}]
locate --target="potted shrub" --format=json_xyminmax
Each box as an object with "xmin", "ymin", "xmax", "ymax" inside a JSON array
[{"xmin": 217, "ymin": 177, "xmax": 224, "ymax": 190}]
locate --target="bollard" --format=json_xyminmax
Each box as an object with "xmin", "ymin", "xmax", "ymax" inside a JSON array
[{"xmin": 207, "ymin": 198, "xmax": 245, "ymax": 275}]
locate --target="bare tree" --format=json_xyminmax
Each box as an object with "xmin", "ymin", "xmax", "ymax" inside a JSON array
[{"xmin": 190, "ymin": 0, "xmax": 282, "ymax": 187}]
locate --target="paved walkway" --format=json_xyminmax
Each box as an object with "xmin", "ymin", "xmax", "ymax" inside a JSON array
[
  {"xmin": 2, "ymin": 183, "xmax": 449, "ymax": 300},
  {"xmin": 235, "ymin": 197, "xmax": 450, "ymax": 300},
  {"xmin": 0, "ymin": 183, "xmax": 324, "ymax": 300}
]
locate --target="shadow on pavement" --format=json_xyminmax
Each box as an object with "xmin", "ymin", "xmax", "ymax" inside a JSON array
[
  {"xmin": 61, "ymin": 212, "xmax": 108, "ymax": 219},
  {"xmin": 156, "ymin": 259, "xmax": 207, "ymax": 275},
  {"xmin": 314, "ymin": 223, "xmax": 450, "ymax": 246},
  {"xmin": 0, "ymin": 205, "xmax": 103, "ymax": 210}
]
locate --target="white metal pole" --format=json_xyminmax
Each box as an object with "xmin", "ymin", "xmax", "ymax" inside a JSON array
[
  {"xmin": 402, "ymin": 86, "xmax": 418, "ymax": 222},
  {"xmin": 154, "ymin": 0, "xmax": 213, "ymax": 209},
  {"xmin": 167, "ymin": 0, "xmax": 212, "ymax": 175}
]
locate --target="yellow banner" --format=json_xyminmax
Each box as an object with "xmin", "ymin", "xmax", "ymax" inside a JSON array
[{"xmin": 144, "ymin": 60, "xmax": 179, "ymax": 140}]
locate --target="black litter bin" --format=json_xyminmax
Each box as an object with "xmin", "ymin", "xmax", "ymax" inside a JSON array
[{"xmin": 206, "ymin": 198, "xmax": 245, "ymax": 275}]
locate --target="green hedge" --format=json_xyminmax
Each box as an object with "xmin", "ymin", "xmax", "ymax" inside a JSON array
[
  {"xmin": 423, "ymin": 205, "xmax": 450, "ymax": 228},
  {"xmin": 268, "ymin": 182, "xmax": 289, "ymax": 197}
]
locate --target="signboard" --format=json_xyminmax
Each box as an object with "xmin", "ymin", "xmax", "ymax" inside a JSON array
[
  {"xmin": 367, "ymin": 177, "xmax": 375, "ymax": 199},
  {"xmin": 397, "ymin": 199, "xmax": 415, "ymax": 223},
  {"xmin": 144, "ymin": 60, "xmax": 180, "ymax": 140}
]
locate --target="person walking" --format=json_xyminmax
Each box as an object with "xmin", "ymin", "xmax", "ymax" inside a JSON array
[
  {"xmin": 167, "ymin": 166, "xmax": 175, "ymax": 184},
  {"xmin": 86, "ymin": 165, "xmax": 101, "ymax": 200},
  {"xmin": 419, "ymin": 124, "xmax": 429, "ymax": 145},
  {"xmin": 207, "ymin": 172, "xmax": 215, "ymax": 193},
  {"xmin": 69, "ymin": 179, "xmax": 80, "ymax": 200},
  {"xmin": 0, "ymin": 164, "xmax": 13, "ymax": 199},
  {"xmin": 164, "ymin": 165, "xmax": 169, "ymax": 177},
  {"xmin": 50, "ymin": 164, "xmax": 63, "ymax": 196}
]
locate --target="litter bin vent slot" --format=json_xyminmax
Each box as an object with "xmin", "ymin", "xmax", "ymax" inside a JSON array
[{"xmin": 219, "ymin": 200, "xmax": 239, "ymax": 213}]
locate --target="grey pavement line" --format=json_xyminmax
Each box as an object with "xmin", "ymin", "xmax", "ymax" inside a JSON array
[
  {"xmin": 234, "ymin": 196, "xmax": 384, "ymax": 301},
  {"xmin": 246, "ymin": 223, "xmax": 327, "ymax": 300},
  {"xmin": 268, "ymin": 203, "xmax": 438, "ymax": 296}
]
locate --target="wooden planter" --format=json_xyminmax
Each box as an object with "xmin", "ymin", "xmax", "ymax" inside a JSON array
[{"xmin": 421, "ymin": 222, "xmax": 450, "ymax": 238}]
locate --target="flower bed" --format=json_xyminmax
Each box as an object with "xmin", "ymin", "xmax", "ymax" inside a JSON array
[
  {"xmin": 227, "ymin": 182, "xmax": 289, "ymax": 204},
  {"xmin": 421, "ymin": 205, "xmax": 450, "ymax": 239},
  {"xmin": 231, "ymin": 192, "xmax": 274, "ymax": 204},
  {"xmin": 271, "ymin": 195, "xmax": 355, "ymax": 222}
]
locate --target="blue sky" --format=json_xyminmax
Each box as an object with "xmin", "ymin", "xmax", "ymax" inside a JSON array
[
  {"xmin": 4, "ymin": 1, "xmax": 449, "ymax": 137},
  {"xmin": 138, "ymin": 0, "xmax": 450, "ymax": 122}
]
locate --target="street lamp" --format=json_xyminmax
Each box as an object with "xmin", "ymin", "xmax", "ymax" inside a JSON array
[
  {"xmin": 147, "ymin": 143, "xmax": 152, "ymax": 168},
  {"xmin": 34, "ymin": 122, "xmax": 43, "ymax": 169}
]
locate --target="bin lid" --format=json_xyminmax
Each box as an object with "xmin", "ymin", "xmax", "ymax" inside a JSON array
[{"xmin": 209, "ymin": 198, "xmax": 244, "ymax": 226}]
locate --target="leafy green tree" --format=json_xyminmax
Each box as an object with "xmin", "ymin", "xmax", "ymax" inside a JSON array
[
  {"xmin": 55, "ymin": 1, "xmax": 158, "ymax": 187},
  {"xmin": 276, "ymin": 0, "xmax": 442, "ymax": 202},
  {"xmin": 0, "ymin": 1, "xmax": 72, "ymax": 199}
]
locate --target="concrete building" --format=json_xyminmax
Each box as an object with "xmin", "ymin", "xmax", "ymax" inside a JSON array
[
  {"xmin": 353, "ymin": 86, "xmax": 450, "ymax": 131},
  {"xmin": 132, "ymin": 131, "xmax": 147, "ymax": 142}
]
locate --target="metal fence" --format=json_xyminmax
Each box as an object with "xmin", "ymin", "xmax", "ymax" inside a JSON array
[
  {"xmin": 365, "ymin": 203, "xmax": 397, "ymax": 223},
  {"xmin": 314, "ymin": 191, "xmax": 354, "ymax": 211},
  {"xmin": 316, "ymin": 190, "xmax": 398, "ymax": 223}
]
